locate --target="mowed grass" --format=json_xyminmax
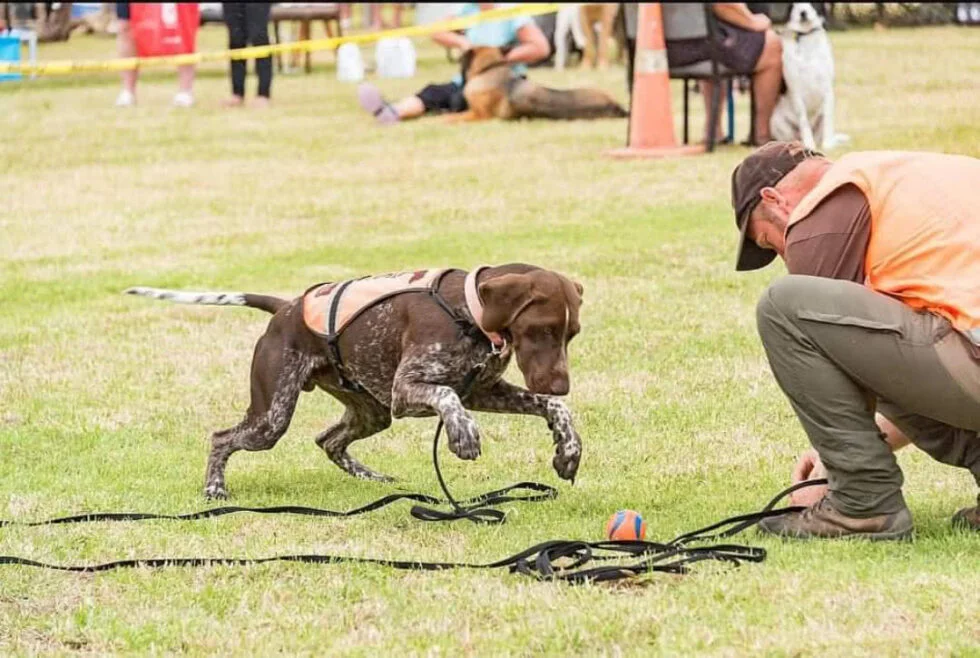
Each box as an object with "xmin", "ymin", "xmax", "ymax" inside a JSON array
[{"xmin": 2, "ymin": 22, "xmax": 979, "ymax": 656}]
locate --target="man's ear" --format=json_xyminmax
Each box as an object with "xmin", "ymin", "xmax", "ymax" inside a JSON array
[
  {"xmin": 760, "ymin": 186, "xmax": 781, "ymax": 204},
  {"xmin": 760, "ymin": 186, "xmax": 792, "ymax": 215},
  {"xmin": 478, "ymin": 273, "xmax": 538, "ymax": 333},
  {"xmin": 573, "ymin": 281, "xmax": 584, "ymax": 298}
]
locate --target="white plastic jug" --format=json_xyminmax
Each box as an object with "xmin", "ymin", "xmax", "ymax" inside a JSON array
[
  {"xmin": 336, "ymin": 42, "xmax": 364, "ymax": 82},
  {"xmin": 375, "ymin": 37, "xmax": 416, "ymax": 79}
]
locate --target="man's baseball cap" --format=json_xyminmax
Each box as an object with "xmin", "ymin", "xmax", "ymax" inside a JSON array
[{"xmin": 731, "ymin": 141, "xmax": 822, "ymax": 271}]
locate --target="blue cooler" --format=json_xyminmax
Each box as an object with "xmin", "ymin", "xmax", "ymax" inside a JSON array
[{"xmin": 0, "ymin": 35, "xmax": 21, "ymax": 82}]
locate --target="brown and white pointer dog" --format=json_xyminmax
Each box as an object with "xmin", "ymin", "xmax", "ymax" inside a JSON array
[
  {"xmin": 126, "ymin": 264, "xmax": 584, "ymax": 499},
  {"xmin": 447, "ymin": 46, "xmax": 628, "ymax": 123}
]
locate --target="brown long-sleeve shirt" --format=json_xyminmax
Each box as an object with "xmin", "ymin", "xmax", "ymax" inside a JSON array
[{"xmin": 784, "ymin": 184, "xmax": 871, "ymax": 283}]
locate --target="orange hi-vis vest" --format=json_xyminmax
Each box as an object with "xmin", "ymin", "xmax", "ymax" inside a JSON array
[{"xmin": 788, "ymin": 151, "xmax": 980, "ymax": 346}]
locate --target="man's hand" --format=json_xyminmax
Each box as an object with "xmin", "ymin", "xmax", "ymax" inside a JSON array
[{"xmin": 789, "ymin": 448, "xmax": 828, "ymax": 507}]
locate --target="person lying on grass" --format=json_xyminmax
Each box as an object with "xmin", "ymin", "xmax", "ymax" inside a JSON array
[
  {"xmin": 731, "ymin": 141, "xmax": 980, "ymax": 540},
  {"xmin": 357, "ymin": 2, "xmax": 549, "ymax": 124}
]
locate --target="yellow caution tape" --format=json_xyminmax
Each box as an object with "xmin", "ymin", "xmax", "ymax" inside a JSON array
[{"xmin": 0, "ymin": 3, "xmax": 561, "ymax": 76}]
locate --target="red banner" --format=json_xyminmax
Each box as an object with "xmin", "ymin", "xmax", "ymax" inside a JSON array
[{"xmin": 130, "ymin": 3, "xmax": 201, "ymax": 58}]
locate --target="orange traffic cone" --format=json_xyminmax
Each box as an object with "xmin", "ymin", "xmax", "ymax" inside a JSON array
[{"xmin": 606, "ymin": 3, "xmax": 704, "ymax": 159}]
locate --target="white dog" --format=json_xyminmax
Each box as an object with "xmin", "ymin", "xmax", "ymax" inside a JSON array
[
  {"xmin": 554, "ymin": 4, "xmax": 587, "ymax": 71},
  {"xmin": 770, "ymin": 3, "xmax": 850, "ymax": 150}
]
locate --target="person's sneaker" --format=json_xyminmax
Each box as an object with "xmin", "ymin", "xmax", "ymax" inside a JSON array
[
  {"xmin": 758, "ymin": 497, "xmax": 913, "ymax": 541},
  {"xmin": 952, "ymin": 494, "xmax": 980, "ymax": 531},
  {"xmin": 173, "ymin": 91, "xmax": 194, "ymax": 108},
  {"xmin": 357, "ymin": 83, "xmax": 399, "ymax": 125},
  {"xmin": 115, "ymin": 89, "xmax": 136, "ymax": 107}
]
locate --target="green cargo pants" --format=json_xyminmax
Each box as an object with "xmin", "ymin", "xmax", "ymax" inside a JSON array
[{"xmin": 756, "ymin": 275, "xmax": 980, "ymax": 517}]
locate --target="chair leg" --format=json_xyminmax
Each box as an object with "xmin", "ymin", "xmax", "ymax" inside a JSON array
[
  {"xmin": 749, "ymin": 79, "xmax": 757, "ymax": 146},
  {"xmin": 706, "ymin": 77, "xmax": 722, "ymax": 153},
  {"xmin": 273, "ymin": 21, "xmax": 283, "ymax": 74},
  {"xmin": 726, "ymin": 79, "xmax": 735, "ymax": 143},
  {"xmin": 682, "ymin": 79, "xmax": 689, "ymax": 145}
]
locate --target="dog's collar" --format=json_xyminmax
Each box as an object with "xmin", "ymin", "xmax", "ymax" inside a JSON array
[
  {"xmin": 786, "ymin": 25, "xmax": 824, "ymax": 41},
  {"xmin": 464, "ymin": 266, "xmax": 508, "ymax": 354},
  {"xmin": 472, "ymin": 58, "xmax": 513, "ymax": 77}
]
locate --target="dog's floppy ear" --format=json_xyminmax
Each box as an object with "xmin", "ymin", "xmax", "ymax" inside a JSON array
[{"xmin": 479, "ymin": 273, "xmax": 542, "ymax": 333}]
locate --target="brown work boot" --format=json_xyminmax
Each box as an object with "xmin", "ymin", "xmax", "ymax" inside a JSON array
[
  {"xmin": 952, "ymin": 494, "xmax": 980, "ymax": 531},
  {"xmin": 758, "ymin": 497, "xmax": 913, "ymax": 541}
]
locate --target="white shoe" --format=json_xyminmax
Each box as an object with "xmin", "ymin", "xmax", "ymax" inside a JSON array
[
  {"xmin": 115, "ymin": 89, "xmax": 136, "ymax": 107},
  {"xmin": 173, "ymin": 91, "xmax": 194, "ymax": 108}
]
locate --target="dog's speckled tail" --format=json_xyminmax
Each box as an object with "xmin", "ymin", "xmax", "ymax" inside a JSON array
[{"xmin": 124, "ymin": 287, "xmax": 287, "ymax": 315}]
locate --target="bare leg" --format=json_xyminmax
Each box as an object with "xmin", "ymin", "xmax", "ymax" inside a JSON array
[
  {"xmin": 596, "ymin": 4, "xmax": 617, "ymax": 69},
  {"xmin": 176, "ymin": 64, "xmax": 195, "ymax": 94},
  {"xmin": 580, "ymin": 6, "xmax": 597, "ymax": 68},
  {"xmin": 751, "ymin": 29, "xmax": 783, "ymax": 144},
  {"xmin": 116, "ymin": 19, "xmax": 137, "ymax": 102},
  {"xmin": 392, "ymin": 95, "xmax": 426, "ymax": 120},
  {"xmin": 464, "ymin": 380, "xmax": 582, "ymax": 482}
]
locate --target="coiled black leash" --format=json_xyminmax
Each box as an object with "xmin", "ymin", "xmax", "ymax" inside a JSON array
[
  {"xmin": 0, "ymin": 479, "xmax": 828, "ymax": 582},
  {"xmin": 407, "ymin": 349, "xmax": 560, "ymax": 524}
]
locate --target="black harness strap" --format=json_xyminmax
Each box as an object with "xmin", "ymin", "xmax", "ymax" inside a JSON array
[{"xmin": 317, "ymin": 269, "xmax": 468, "ymax": 393}]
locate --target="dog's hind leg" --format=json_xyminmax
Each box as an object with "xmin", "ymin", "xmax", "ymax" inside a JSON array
[
  {"xmin": 315, "ymin": 397, "xmax": 394, "ymax": 481},
  {"xmin": 463, "ymin": 380, "xmax": 582, "ymax": 483},
  {"xmin": 204, "ymin": 331, "xmax": 317, "ymax": 499}
]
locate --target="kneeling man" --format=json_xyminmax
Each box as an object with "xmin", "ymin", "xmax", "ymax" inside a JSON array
[{"xmin": 732, "ymin": 142, "xmax": 980, "ymax": 539}]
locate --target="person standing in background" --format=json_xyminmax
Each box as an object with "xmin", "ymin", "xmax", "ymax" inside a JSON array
[
  {"xmin": 114, "ymin": 2, "xmax": 196, "ymax": 107},
  {"xmin": 222, "ymin": 2, "xmax": 273, "ymax": 108}
]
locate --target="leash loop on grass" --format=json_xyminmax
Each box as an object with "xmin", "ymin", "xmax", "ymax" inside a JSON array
[{"xmin": 0, "ymin": 480, "xmax": 828, "ymax": 582}]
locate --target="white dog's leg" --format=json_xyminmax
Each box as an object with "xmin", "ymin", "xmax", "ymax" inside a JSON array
[
  {"xmin": 555, "ymin": 7, "xmax": 573, "ymax": 71},
  {"xmin": 792, "ymin": 88, "xmax": 816, "ymax": 150},
  {"xmin": 820, "ymin": 86, "xmax": 850, "ymax": 149},
  {"xmin": 819, "ymin": 86, "xmax": 835, "ymax": 149}
]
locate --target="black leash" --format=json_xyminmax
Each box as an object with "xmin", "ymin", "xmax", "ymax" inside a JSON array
[
  {"xmin": 0, "ymin": 340, "xmax": 830, "ymax": 581},
  {"xmin": 0, "ymin": 477, "xmax": 829, "ymax": 582}
]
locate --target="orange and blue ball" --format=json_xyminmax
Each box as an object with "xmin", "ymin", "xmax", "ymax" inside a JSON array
[{"xmin": 605, "ymin": 509, "xmax": 646, "ymax": 541}]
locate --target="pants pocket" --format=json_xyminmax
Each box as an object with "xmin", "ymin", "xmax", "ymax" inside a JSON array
[{"xmin": 796, "ymin": 310, "xmax": 904, "ymax": 335}]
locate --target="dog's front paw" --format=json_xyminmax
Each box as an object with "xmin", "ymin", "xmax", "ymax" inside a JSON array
[
  {"xmin": 546, "ymin": 401, "xmax": 581, "ymax": 482},
  {"xmin": 445, "ymin": 410, "xmax": 481, "ymax": 461},
  {"xmin": 204, "ymin": 483, "xmax": 229, "ymax": 500},
  {"xmin": 552, "ymin": 427, "xmax": 581, "ymax": 482}
]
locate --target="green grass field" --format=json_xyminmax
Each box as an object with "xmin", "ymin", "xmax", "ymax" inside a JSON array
[{"xmin": 1, "ymin": 21, "xmax": 979, "ymax": 656}]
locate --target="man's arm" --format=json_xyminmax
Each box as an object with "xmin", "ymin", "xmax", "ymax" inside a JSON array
[
  {"xmin": 784, "ymin": 185, "xmax": 872, "ymax": 284},
  {"xmin": 712, "ymin": 3, "xmax": 771, "ymax": 31},
  {"xmin": 505, "ymin": 21, "xmax": 550, "ymax": 65}
]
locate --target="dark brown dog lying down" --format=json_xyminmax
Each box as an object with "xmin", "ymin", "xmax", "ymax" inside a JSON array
[
  {"xmin": 126, "ymin": 264, "xmax": 584, "ymax": 499},
  {"xmin": 448, "ymin": 46, "xmax": 628, "ymax": 123}
]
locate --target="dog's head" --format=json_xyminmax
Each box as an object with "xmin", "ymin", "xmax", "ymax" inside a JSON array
[
  {"xmin": 786, "ymin": 3, "xmax": 825, "ymax": 33},
  {"xmin": 478, "ymin": 269, "xmax": 583, "ymax": 396},
  {"xmin": 459, "ymin": 46, "xmax": 506, "ymax": 83}
]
